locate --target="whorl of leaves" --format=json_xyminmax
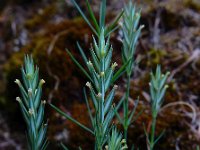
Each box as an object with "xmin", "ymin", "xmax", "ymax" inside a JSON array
[
  {"xmin": 15, "ymin": 55, "xmax": 48, "ymax": 150},
  {"xmin": 122, "ymin": 0, "xmax": 144, "ymax": 76}
]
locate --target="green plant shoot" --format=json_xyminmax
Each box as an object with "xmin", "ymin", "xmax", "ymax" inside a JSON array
[{"xmin": 15, "ymin": 55, "xmax": 48, "ymax": 150}]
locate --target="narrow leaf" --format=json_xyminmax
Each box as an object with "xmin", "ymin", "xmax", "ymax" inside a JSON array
[
  {"xmin": 77, "ymin": 42, "xmax": 88, "ymax": 65},
  {"xmin": 70, "ymin": 0, "xmax": 98, "ymax": 36},
  {"xmin": 104, "ymin": 87, "xmax": 115, "ymax": 114},
  {"xmin": 50, "ymin": 104, "xmax": 94, "ymax": 135},
  {"xmin": 114, "ymin": 109, "xmax": 123, "ymax": 125},
  {"xmin": 83, "ymin": 88, "xmax": 94, "ymax": 126},
  {"xmin": 34, "ymin": 87, "xmax": 42, "ymax": 109},
  {"xmin": 99, "ymin": 0, "xmax": 106, "ymax": 28},
  {"xmin": 105, "ymin": 10, "xmax": 124, "ymax": 36},
  {"xmin": 128, "ymin": 98, "xmax": 139, "ymax": 125},
  {"xmin": 61, "ymin": 143, "xmax": 69, "ymax": 150},
  {"xmin": 66, "ymin": 49, "xmax": 92, "ymax": 81},
  {"xmin": 86, "ymin": 0, "xmax": 100, "ymax": 34},
  {"xmin": 154, "ymin": 130, "xmax": 165, "ymax": 145},
  {"xmin": 112, "ymin": 58, "xmax": 132, "ymax": 83}
]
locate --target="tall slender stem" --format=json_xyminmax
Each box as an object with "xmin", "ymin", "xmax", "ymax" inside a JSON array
[
  {"xmin": 121, "ymin": 0, "xmax": 143, "ymax": 142},
  {"xmin": 150, "ymin": 116, "xmax": 157, "ymax": 150},
  {"xmin": 124, "ymin": 74, "xmax": 131, "ymax": 140}
]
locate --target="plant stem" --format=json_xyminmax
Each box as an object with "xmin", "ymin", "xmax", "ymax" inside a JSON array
[
  {"xmin": 124, "ymin": 128, "xmax": 128, "ymax": 141},
  {"xmin": 150, "ymin": 116, "xmax": 157, "ymax": 150},
  {"xmin": 124, "ymin": 74, "xmax": 131, "ymax": 140}
]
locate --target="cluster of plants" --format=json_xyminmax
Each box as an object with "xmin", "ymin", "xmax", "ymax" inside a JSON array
[{"xmin": 14, "ymin": 0, "xmax": 183, "ymax": 150}]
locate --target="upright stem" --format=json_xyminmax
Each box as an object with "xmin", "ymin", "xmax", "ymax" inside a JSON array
[
  {"xmin": 150, "ymin": 116, "xmax": 157, "ymax": 150},
  {"xmin": 95, "ymin": 36, "xmax": 107, "ymax": 150},
  {"xmin": 124, "ymin": 74, "xmax": 131, "ymax": 140},
  {"xmin": 97, "ymin": 144, "xmax": 102, "ymax": 150}
]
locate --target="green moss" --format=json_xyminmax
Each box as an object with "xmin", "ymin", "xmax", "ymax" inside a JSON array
[{"xmin": 25, "ymin": 4, "xmax": 57, "ymax": 30}]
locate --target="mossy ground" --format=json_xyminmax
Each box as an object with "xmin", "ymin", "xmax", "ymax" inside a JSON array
[{"xmin": 1, "ymin": 0, "xmax": 200, "ymax": 149}]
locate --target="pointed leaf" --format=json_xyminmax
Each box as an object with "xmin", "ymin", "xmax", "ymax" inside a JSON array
[
  {"xmin": 37, "ymin": 125, "xmax": 47, "ymax": 148},
  {"xmin": 41, "ymin": 139, "xmax": 49, "ymax": 150},
  {"xmin": 86, "ymin": 0, "xmax": 100, "ymax": 33},
  {"xmin": 99, "ymin": 0, "xmax": 106, "ymax": 28},
  {"xmin": 50, "ymin": 104, "xmax": 94, "ymax": 135},
  {"xmin": 66, "ymin": 49, "xmax": 92, "ymax": 81},
  {"xmin": 104, "ymin": 87, "xmax": 115, "ymax": 114},
  {"xmin": 34, "ymin": 87, "xmax": 42, "ymax": 109},
  {"xmin": 83, "ymin": 88, "xmax": 94, "ymax": 126},
  {"xmin": 70, "ymin": 0, "xmax": 98, "ymax": 36},
  {"xmin": 128, "ymin": 97, "xmax": 139, "ymax": 125},
  {"xmin": 90, "ymin": 48, "xmax": 100, "ymax": 72},
  {"xmin": 105, "ymin": 10, "xmax": 124, "ymax": 36},
  {"xmin": 112, "ymin": 58, "xmax": 132, "ymax": 83},
  {"xmin": 61, "ymin": 143, "xmax": 69, "ymax": 150},
  {"xmin": 154, "ymin": 130, "xmax": 165, "ymax": 145},
  {"xmin": 77, "ymin": 42, "xmax": 88, "ymax": 65},
  {"xmin": 36, "ymin": 103, "xmax": 44, "ymax": 129},
  {"xmin": 114, "ymin": 109, "xmax": 123, "ymax": 125},
  {"xmin": 105, "ymin": 69, "xmax": 113, "ymax": 91}
]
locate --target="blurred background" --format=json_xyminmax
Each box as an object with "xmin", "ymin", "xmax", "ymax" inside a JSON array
[{"xmin": 0, "ymin": 0, "xmax": 200, "ymax": 149}]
